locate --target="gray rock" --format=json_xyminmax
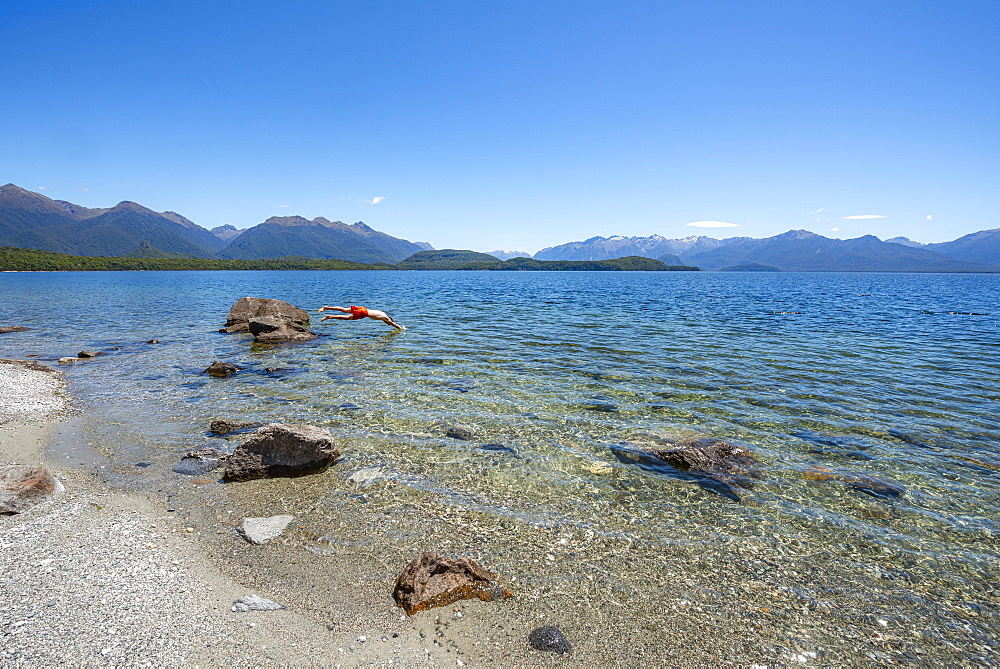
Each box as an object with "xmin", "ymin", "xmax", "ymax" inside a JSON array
[
  {"xmin": 237, "ymin": 515, "xmax": 295, "ymax": 544},
  {"xmin": 209, "ymin": 419, "xmax": 255, "ymax": 436},
  {"xmin": 528, "ymin": 626, "xmax": 572, "ymax": 654},
  {"xmin": 77, "ymin": 350, "xmax": 100, "ymax": 358},
  {"xmin": 231, "ymin": 595, "xmax": 285, "ymax": 612},
  {"xmin": 173, "ymin": 446, "xmax": 230, "ymax": 476},
  {"xmin": 57, "ymin": 357, "xmax": 80, "ymax": 364},
  {"xmin": 0, "ymin": 465, "xmax": 64, "ymax": 514},
  {"xmin": 347, "ymin": 467, "xmax": 387, "ymax": 487},
  {"xmin": 204, "ymin": 361, "xmax": 241, "ymax": 378},
  {"xmin": 222, "ymin": 423, "xmax": 340, "ymax": 482},
  {"xmin": 221, "ymin": 297, "xmax": 311, "ymax": 334},
  {"xmin": 248, "ymin": 316, "xmax": 318, "ymax": 342},
  {"xmin": 446, "ymin": 425, "xmax": 475, "ymax": 441}
]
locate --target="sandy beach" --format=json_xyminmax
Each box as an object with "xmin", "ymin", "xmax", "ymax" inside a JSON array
[{"xmin": 0, "ymin": 359, "xmax": 480, "ymax": 666}]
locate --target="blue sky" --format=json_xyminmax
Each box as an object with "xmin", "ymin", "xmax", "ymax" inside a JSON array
[{"xmin": 2, "ymin": 1, "xmax": 998, "ymax": 252}]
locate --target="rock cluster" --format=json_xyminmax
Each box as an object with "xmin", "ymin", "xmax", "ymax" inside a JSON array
[
  {"xmin": 393, "ymin": 551, "xmax": 511, "ymax": 615},
  {"xmin": 222, "ymin": 423, "xmax": 340, "ymax": 482}
]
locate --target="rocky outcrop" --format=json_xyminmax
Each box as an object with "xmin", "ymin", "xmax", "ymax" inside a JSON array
[
  {"xmin": 204, "ymin": 361, "xmax": 241, "ymax": 377},
  {"xmin": 248, "ymin": 316, "xmax": 317, "ymax": 342},
  {"xmin": 221, "ymin": 297, "xmax": 311, "ymax": 334},
  {"xmin": 393, "ymin": 551, "xmax": 511, "ymax": 615},
  {"xmin": 222, "ymin": 423, "xmax": 340, "ymax": 482},
  {"xmin": 611, "ymin": 436, "xmax": 760, "ymax": 502},
  {"xmin": 237, "ymin": 515, "xmax": 295, "ymax": 544},
  {"xmin": 0, "ymin": 465, "xmax": 64, "ymax": 514}
]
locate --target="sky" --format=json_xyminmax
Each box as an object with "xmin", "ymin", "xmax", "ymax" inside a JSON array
[{"xmin": 2, "ymin": 1, "xmax": 998, "ymax": 253}]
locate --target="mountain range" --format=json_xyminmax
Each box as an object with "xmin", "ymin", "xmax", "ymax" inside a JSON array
[
  {"xmin": 2, "ymin": 183, "xmax": 998, "ymax": 271},
  {"xmin": 0, "ymin": 184, "xmax": 426, "ymax": 263}
]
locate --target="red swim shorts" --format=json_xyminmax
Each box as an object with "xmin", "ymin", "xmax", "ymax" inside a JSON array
[{"xmin": 349, "ymin": 305, "xmax": 369, "ymax": 320}]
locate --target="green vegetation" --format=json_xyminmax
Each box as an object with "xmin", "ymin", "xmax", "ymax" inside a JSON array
[
  {"xmin": 0, "ymin": 247, "xmax": 392, "ymax": 271},
  {"xmin": 0, "ymin": 246, "xmax": 699, "ymax": 272},
  {"xmin": 397, "ymin": 249, "xmax": 501, "ymax": 269},
  {"xmin": 456, "ymin": 255, "xmax": 701, "ymax": 271}
]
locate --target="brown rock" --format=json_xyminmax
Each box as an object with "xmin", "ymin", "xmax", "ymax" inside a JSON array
[
  {"xmin": 78, "ymin": 350, "xmax": 100, "ymax": 358},
  {"xmin": 222, "ymin": 423, "xmax": 340, "ymax": 482},
  {"xmin": 393, "ymin": 551, "xmax": 511, "ymax": 615},
  {"xmin": 221, "ymin": 297, "xmax": 311, "ymax": 334},
  {"xmin": 0, "ymin": 465, "xmax": 64, "ymax": 514},
  {"xmin": 209, "ymin": 419, "xmax": 256, "ymax": 436},
  {"xmin": 0, "ymin": 326, "xmax": 30, "ymax": 334},
  {"xmin": 248, "ymin": 316, "xmax": 318, "ymax": 342},
  {"xmin": 205, "ymin": 361, "xmax": 241, "ymax": 377}
]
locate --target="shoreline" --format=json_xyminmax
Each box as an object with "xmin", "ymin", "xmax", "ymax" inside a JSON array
[{"xmin": 0, "ymin": 360, "xmax": 474, "ymax": 666}]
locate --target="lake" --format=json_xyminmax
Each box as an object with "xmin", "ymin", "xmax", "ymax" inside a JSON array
[{"xmin": 2, "ymin": 269, "xmax": 998, "ymax": 663}]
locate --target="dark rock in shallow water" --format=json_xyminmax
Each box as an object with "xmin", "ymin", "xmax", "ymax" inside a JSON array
[
  {"xmin": 480, "ymin": 443, "xmax": 519, "ymax": 458},
  {"xmin": 887, "ymin": 429, "xmax": 932, "ymax": 449},
  {"xmin": 446, "ymin": 425, "xmax": 475, "ymax": 441},
  {"xmin": 583, "ymin": 402, "xmax": 619, "ymax": 413},
  {"xmin": 338, "ymin": 403, "xmax": 361, "ymax": 411},
  {"xmin": 173, "ymin": 445, "xmax": 231, "ymax": 476},
  {"xmin": 393, "ymin": 551, "xmax": 511, "ymax": 615},
  {"xmin": 0, "ymin": 326, "xmax": 30, "ymax": 334},
  {"xmin": 209, "ymin": 419, "xmax": 256, "ymax": 436},
  {"xmin": 248, "ymin": 316, "xmax": 318, "ymax": 342},
  {"xmin": 205, "ymin": 361, "xmax": 241, "ymax": 378},
  {"xmin": 611, "ymin": 436, "xmax": 760, "ymax": 502},
  {"xmin": 77, "ymin": 350, "xmax": 100, "ymax": 358},
  {"xmin": 843, "ymin": 473, "xmax": 905, "ymax": 499},
  {"xmin": 146, "ymin": 339, "xmax": 160, "ymax": 344},
  {"xmin": 222, "ymin": 296, "xmax": 311, "ymax": 334},
  {"xmin": 0, "ymin": 465, "xmax": 64, "ymax": 514},
  {"xmin": 528, "ymin": 626, "xmax": 572, "ymax": 654},
  {"xmin": 222, "ymin": 423, "xmax": 340, "ymax": 482}
]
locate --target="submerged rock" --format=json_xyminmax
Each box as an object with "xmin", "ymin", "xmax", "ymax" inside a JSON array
[
  {"xmin": 204, "ymin": 361, "xmax": 241, "ymax": 378},
  {"xmin": 528, "ymin": 626, "xmax": 572, "ymax": 654},
  {"xmin": 843, "ymin": 473, "xmax": 906, "ymax": 499},
  {"xmin": 222, "ymin": 423, "xmax": 340, "ymax": 482},
  {"xmin": 446, "ymin": 425, "xmax": 475, "ymax": 441},
  {"xmin": 393, "ymin": 551, "xmax": 511, "ymax": 615},
  {"xmin": 173, "ymin": 445, "xmax": 231, "ymax": 476},
  {"xmin": 0, "ymin": 465, "xmax": 64, "ymax": 514},
  {"xmin": 238, "ymin": 515, "xmax": 295, "ymax": 544},
  {"xmin": 209, "ymin": 419, "xmax": 256, "ymax": 436},
  {"xmin": 611, "ymin": 436, "xmax": 759, "ymax": 502}
]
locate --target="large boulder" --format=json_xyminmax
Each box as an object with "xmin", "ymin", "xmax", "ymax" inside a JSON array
[
  {"xmin": 0, "ymin": 465, "xmax": 64, "ymax": 514},
  {"xmin": 248, "ymin": 316, "xmax": 318, "ymax": 342},
  {"xmin": 222, "ymin": 423, "xmax": 340, "ymax": 482},
  {"xmin": 221, "ymin": 297, "xmax": 311, "ymax": 334},
  {"xmin": 393, "ymin": 551, "xmax": 511, "ymax": 615}
]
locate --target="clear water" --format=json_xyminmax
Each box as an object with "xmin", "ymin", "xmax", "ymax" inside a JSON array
[{"xmin": 2, "ymin": 270, "xmax": 999, "ymax": 660}]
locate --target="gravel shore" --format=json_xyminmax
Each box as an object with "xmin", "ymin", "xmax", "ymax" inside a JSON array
[{"xmin": 0, "ymin": 360, "xmax": 463, "ymax": 666}]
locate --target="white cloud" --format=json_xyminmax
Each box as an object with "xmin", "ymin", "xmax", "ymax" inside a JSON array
[
  {"xmin": 842, "ymin": 214, "xmax": 884, "ymax": 220},
  {"xmin": 830, "ymin": 227, "xmax": 840, "ymax": 232},
  {"xmin": 74, "ymin": 187, "xmax": 90, "ymax": 192},
  {"xmin": 809, "ymin": 208, "xmax": 825, "ymax": 214},
  {"xmin": 926, "ymin": 214, "xmax": 932, "ymax": 221},
  {"xmin": 37, "ymin": 186, "xmax": 48, "ymax": 191},
  {"xmin": 370, "ymin": 196, "xmax": 385, "ymax": 205},
  {"xmin": 687, "ymin": 220, "xmax": 739, "ymax": 228},
  {"xmin": 275, "ymin": 204, "xmax": 291, "ymax": 208}
]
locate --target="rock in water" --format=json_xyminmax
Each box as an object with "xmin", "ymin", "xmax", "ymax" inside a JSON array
[
  {"xmin": 209, "ymin": 419, "xmax": 256, "ymax": 435},
  {"xmin": 528, "ymin": 626, "xmax": 572, "ymax": 654},
  {"xmin": 221, "ymin": 297, "xmax": 311, "ymax": 334},
  {"xmin": 248, "ymin": 316, "xmax": 318, "ymax": 342},
  {"xmin": 0, "ymin": 326, "xmax": 30, "ymax": 334},
  {"xmin": 237, "ymin": 515, "xmax": 295, "ymax": 544},
  {"xmin": 77, "ymin": 350, "xmax": 100, "ymax": 358},
  {"xmin": 393, "ymin": 551, "xmax": 511, "ymax": 615},
  {"xmin": 232, "ymin": 595, "xmax": 285, "ymax": 612},
  {"xmin": 204, "ymin": 361, "xmax": 241, "ymax": 377},
  {"xmin": 222, "ymin": 423, "xmax": 340, "ymax": 482},
  {"xmin": 446, "ymin": 425, "xmax": 475, "ymax": 441},
  {"xmin": 611, "ymin": 436, "xmax": 759, "ymax": 502},
  {"xmin": 0, "ymin": 465, "xmax": 64, "ymax": 514}
]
